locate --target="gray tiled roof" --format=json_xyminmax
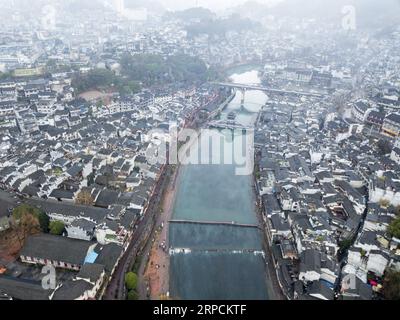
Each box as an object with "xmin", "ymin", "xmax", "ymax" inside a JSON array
[
  {"xmin": 20, "ymin": 234, "xmax": 94, "ymax": 266},
  {"xmin": 51, "ymin": 279, "xmax": 93, "ymax": 300},
  {"xmin": 0, "ymin": 276, "xmax": 50, "ymax": 300}
]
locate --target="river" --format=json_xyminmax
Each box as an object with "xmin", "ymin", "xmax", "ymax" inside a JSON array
[{"xmin": 169, "ymin": 67, "xmax": 270, "ymax": 300}]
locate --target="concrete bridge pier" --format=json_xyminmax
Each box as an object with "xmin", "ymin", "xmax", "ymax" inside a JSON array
[{"xmin": 240, "ymin": 88, "xmax": 246, "ymax": 106}]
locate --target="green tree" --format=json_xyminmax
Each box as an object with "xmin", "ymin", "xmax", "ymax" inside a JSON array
[
  {"xmin": 36, "ymin": 211, "xmax": 50, "ymax": 233},
  {"xmin": 72, "ymin": 68, "xmax": 142, "ymax": 95},
  {"xmin": 127, "ymin": 290, "xmax": 139, "ymax": 300},
  {"xmin": 0, "ymin": 71, "xmax": 12, "ymax": 80},
  {"xmin": 96, "ymin": 100, "xmax": 103, "ymax": 108},
  {"xmin": 72, "ymin": 68, "xmax": 116, "ymax": 93},
  {"xmin": 388, "ymin": 216, "xmax": 400, "ymax": 239},
  {"xmin": 117, "ymin": 80, "xmax": 141, "ymax": 96},
  {"xmin": 53, "ymin": 167, "xmax": 63, "ymax": 176},
  {"xmin": 119, "ymin": 53, "xmax": 211, "ymax": 87},
  {"xmin": 383, "ymin": 269, "xmax": 400, "ymax": 300},
  {"xmin": 377, "ymin": 139, "xmax": 392, "ymax": 155},
  {"xmin": 125, "ymin": 272, "xmax": 138, "ymax": 290},
  {"xmin": 49, "ymin": 221, "xmax": 65, "ymax": 235},
  {"xmin": 339, "ymin": 238, "xmax": 353, "ymax": 252}
]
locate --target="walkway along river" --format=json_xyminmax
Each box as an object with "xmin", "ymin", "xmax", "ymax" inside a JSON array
[{"xmin": 168, "ymin": 68, "xmax": 275, "ymax": 300}]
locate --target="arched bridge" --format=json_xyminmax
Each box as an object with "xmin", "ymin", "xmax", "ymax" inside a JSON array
[
  {"xmin": 208, "ymin": 120, "xmax": 254, "ymax": 131},
  {"xmin": 211, "ymin": 82, "xmax": 325, "ymax": 98}
]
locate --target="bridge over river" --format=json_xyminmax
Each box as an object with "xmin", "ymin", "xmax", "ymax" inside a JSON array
[
  {"xmin": 170, "ymin": 248, "xmax": 265, "ymax": 255},
  {"xmin": 207, "ymin": 120, "xmax": 254, "ymax": 131},
  {"xmin": 211, "ymin": 82, "xmax": 326, "ymax": 98},
  {"xmin": 168, "ymin": 68, "xmax": 278, "ymax": 300},
  {"xmin": 169, "ymin": 219, "xmax": 261, "ymax": 230}
]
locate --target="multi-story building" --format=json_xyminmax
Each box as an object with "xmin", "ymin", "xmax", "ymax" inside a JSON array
[{"xmin": 381, "ymin": 113, "xmax": 400, "ymax": 138}]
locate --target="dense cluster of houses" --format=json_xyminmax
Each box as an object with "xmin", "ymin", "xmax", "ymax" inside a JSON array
[
  {"xmin": 245, "ymin": 19, "xmax": 400, "ymax": 300},
  {"xmin": 254, "ymin": 72, "xmax": 400, "ymax": 300},
  {"xmin": 0, "ymin": 0, "xmax": 399, "ymax": 301},
  {"xmin": 0, "ymin": 64, "xmax": 227, "ymax": 300}
]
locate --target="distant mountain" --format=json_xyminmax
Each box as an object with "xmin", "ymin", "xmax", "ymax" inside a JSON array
[
  {"xmin": 270, "ymin": 0, "xmax": 399, "ymax": 21},
  {"xmin": 161, "ymin": 6, "xmax": 261, "ymax": 38},
  {"xmin": 124, "ymin": 0, "xmax": 165, "ymax": 14},
  {"xmin": 64, "ymin": 0, "xmax": 106, "ymax": 11},
  {"xmin": 226, "ymin": 1, "xmax": 273, "ymax": 21},
  {"xmin": 60, "ymin": 0, "xmax": 166, "ymax": 16},
  {"xmin": 164, "ymin": 7, "xmax": 216, "ymax": 22},
  {"xmin": 230, "ymin": 0, "xmax": 400, "ymax": 30},
  {"xmin": 183, "ymin": 14, "xmax": 261, "ymax": 38}
]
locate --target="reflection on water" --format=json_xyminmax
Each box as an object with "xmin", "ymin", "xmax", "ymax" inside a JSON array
[
  {"xmin": 169, "ymin": 223, "xmax": 263, "ymax": 251},
  {"xmin": 169, "ymin": 68, "xmax": 269, "ymax": 300},
  {"xmin": 170, "ymin": 252, "xmax": 268, "ymax": 300}
]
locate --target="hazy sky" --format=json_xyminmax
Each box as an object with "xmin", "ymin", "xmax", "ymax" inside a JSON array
[
  {"xmin": 159, "ymin": 0, "xmax": 283, "ymax": 11},
  {"xmin": 0, "ymin": 0, "xmax": 284, "ymax": 13}
]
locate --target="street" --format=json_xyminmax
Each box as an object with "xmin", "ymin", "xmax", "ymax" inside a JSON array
[{"xmin": 103, "ymin": 164, "xmax": 173, "ymax": 300}]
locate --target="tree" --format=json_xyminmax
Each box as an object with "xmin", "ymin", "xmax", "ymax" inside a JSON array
[
  {"xmin": 11, "ymin": 205, "xmax": 42, "ymax": 246},
  {"xmin": 12, "ymin": 204, "xmax": 48, "ymax": 233},
  {"xmin": 72, "ymin": 68, "xmax": 142, "ymax": 95},
  {"xmin": 117, "ymin": 80, "xmax": 141, "ymax": 96},
  {"xmin": 0, "ymin": 71, "xmax": 12, "ymax": 80},
  {"xmin": 388, "ymin": 216, "xmax": 400, "ymax": 239},
  {"xmin": 339, "ymin": 238, "xmax": 353, "ymax": 252},
  {"xmin": 76, "ymin": 190, "xmax": 94, "ymax": 206},
  {"xmin": 72, "ymin": 68, "xmax": 116, "ymax": 93},
  {"xmin": 379, "ymin": 198, "xmax": 390, "ymax": 208},
  {"xmin": 383, "ymin": 269, "xmax": 400, "ymax": 300},
  {"xmin": 36, "ymin": 211, "xmax": 50, "ymax": 233},
  {"xmin": 127, "ymin": 290, "xmax": 139, "ymax": 300},
  {"xmin": 14, "ymin": 212, "xmax": 41, "ymax": 246},
  {"xmin": 119, "ymin": 53, "xmax": 211, "ymax": 87},
  {"xmin": 377, "ymin": 139, "xmax": 392, "ymax": 155},
  {"xmin": 49, "ymin": 221, "xmax": 65, "ymax": 235},
  {"xmin": 53, "ymin": 167, "xmax": 63, "ymax": 176},
  {"xmin": 125, "ymin": 272, "xmax": 138, "ymax": 290}
]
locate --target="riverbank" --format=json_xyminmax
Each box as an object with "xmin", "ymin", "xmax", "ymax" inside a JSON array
[
  {"xmin": 141, "ymin": 165, "xmax": 181, "ymax": 299},
  {"xmin": 253, "ymin": 181, "xmax": 287, "ymax": 300},
  {"xmin": 141, "ymin": 67, "xmax": 273, "ymax": 300}
]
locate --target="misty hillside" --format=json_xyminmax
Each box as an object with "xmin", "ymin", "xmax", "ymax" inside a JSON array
[
  {"xmin": 164, "ymin": 7, "xmax": 216, "ymax": 22},
  {"xmin": 0, "ymin": 0, "xmax": 166, "ymax": 16},
  {"xmin": 123, "ymin": 0, "xmax": 165, "ymax": 13},
  {"xmin": 232, "ymin": 0, "xmax": 400, "ymax": 29}
]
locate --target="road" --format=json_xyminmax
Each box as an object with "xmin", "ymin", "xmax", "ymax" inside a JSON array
[
  {"xmin": 254, "ymin": 193, "xmax": 287, "ymax": 301},
  {"xmin": 103, "ymin": 95, "xmax": 233, "ymax": 300},
  {"xmin": 0, "ymin": 189, "xmax": 18, "ymax": 218},
  {"xmin": 137, "ymin": 165, "xmax": 179, "ymax": 300},
  {"xmin": 103, "ymin": 164, "xmax": 173, "ymax": 300}
]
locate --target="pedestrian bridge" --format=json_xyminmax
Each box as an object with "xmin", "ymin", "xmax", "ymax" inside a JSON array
[
  {"xmin": 169, "ymin": 219, "xmax": 260, "ymax": 230},
  {"xmin": 208, "ymin": 120, "xmax": 254, "ymax": 131},
  {"xmin": 210, "ymin": 82, "xmax": 325, "ymax": 98},
  {"xmin": 169, "ymin": 247, "xmax": 265, "ymax": 255}
]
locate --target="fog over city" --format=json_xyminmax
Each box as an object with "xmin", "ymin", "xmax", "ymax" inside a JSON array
[
  {"xmin": 0, "ymin": 0, "xmax": 400, "ymax": 306},
  {"xmin": 0, "ymin": 0, "xmax": 399, "ymax": 30}
]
